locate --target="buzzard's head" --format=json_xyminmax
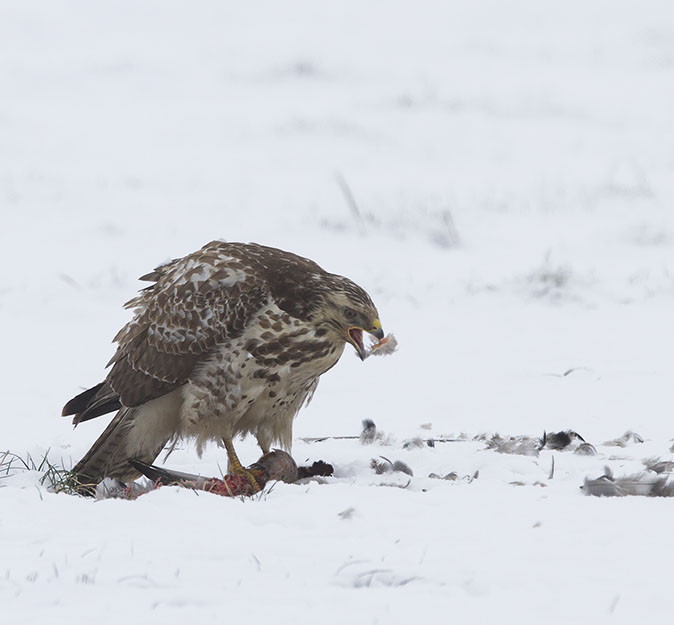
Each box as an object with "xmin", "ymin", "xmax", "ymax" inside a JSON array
[{"xmin": 317, "ymin": 276, "xmax": 384, "ymax": 360}]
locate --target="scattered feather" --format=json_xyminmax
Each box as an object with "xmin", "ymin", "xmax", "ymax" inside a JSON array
[
  {"xmin": 430, "ymin": 471, "xmax": 459, "ymax": 481},
  {"xmin": 362, "ymin": 333, "xmax": 398, "ymax": 359},
  {"xmin": 370, "ymin": 457, "xmax": 413, "ymax": 476},
  {"xmin": 359, "ymin": 419, "xmax": 390, "ymax": 445},
  {"xmin": 360, "ymin": 419, "xmax": 378, "ymax": 444},
  {"xmin": 95, "ymin": 478, "xmax": 154, "ymax": 500},
  {"xmin": 338, "ymin": 507, "xmax": 356, "ymax": 520},
  {"xmin": 582, "ymin": 466, "xmax": 674, "ymax": 497},
  {"xmin": 603, "ymin": 431, "xmax": 644, "ymax": 447},
  {"xmin": 428, "ymin": 471, "xmax": 477, "ymax": 483},
  {"xmin": 389, "ymin": 460, "xmax": 413, "ymax": 477},
  {"xmin": 540, "ymin": 430, "xmax": 586, "ymax": 451},
  {"xmin": 643, "ymin": 458, "xmax": 674, "ymax": 474},
  {"xmin": 378, "ymin": 479, "xmax": 412, "ymax": 490},
  {"xmin": 574, "ymin": 443, "xmax": 597, "ymax": 456},
  {"xmin": 485, "ymin": 434, "xmax": 540, "ymax": 456}
]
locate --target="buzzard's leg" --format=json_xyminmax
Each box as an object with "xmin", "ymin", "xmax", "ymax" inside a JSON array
[{"xmin": 222, "ymin": 437, "xmax": 261, "ymax": 493}]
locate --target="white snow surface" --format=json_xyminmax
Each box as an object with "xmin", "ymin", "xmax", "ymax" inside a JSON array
[{"xmin": 2, "ymin": 1, "xmax": 674, "ymax": 623}]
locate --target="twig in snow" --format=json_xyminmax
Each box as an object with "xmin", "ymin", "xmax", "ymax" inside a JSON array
[{"xmin": 335, "ymin": 172, "xmax": 365, "ymax": 231}]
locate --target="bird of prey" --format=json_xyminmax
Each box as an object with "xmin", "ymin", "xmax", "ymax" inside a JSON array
[{"xmin": 62, "ymin": 241, "xmax": 384, "ymax": 492}]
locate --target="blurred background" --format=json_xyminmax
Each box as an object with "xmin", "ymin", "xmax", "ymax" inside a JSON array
[{"xmin": 2, "ymin": 1, "xmax": 674, "ymax": 463}]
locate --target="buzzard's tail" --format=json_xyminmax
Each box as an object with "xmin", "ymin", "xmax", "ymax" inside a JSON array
[
  {"xmin": 69, "ymin": 391, "xmax": 182, "ymax": 494},
  {"xmin": 70, "ymin": 408, "xmax": 167, "ymax": 493}
]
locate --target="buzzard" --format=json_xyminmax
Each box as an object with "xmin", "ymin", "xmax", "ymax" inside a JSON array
[{"xmin": 62, "ymin": 241, "xmax": 384, "ymax": 492}]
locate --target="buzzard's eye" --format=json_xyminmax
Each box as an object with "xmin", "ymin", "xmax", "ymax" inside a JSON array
[{"xmin": 344, "ymin": 307, "xmax": 357, "ymax": 321}]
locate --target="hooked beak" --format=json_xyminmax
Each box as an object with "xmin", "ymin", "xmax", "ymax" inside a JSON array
[
  {"xmin": 370, "ymin": 318, "xmax": 384, "ymax": 340},
  {"xmin": 347, "ymin": 319, "xmax": 384, "ymax": 361}
]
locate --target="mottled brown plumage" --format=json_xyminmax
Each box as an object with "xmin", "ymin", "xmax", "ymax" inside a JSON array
[{"xmin": 63, "ymin": 241, "xmax": 384, "ymax": 488}]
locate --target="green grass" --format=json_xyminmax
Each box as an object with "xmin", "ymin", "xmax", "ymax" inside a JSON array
[{"xmin": 0, "ymin": 449, "xmax": 83, "ymax": 495}]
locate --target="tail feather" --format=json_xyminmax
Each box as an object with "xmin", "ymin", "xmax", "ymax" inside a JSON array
[{"xmin": 71, "ymin": 408, "xmax": 171, "ymax": 491}]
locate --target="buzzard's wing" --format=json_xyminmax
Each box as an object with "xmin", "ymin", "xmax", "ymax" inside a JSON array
[{"xmin": 107, "ymin": 250, "xmax": 269, "ymax": 408}]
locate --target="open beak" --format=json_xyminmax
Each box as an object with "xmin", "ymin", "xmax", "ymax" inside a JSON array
[{"xmin": 347, "ymin": 319, "xmax": 384, "ymax": 361}]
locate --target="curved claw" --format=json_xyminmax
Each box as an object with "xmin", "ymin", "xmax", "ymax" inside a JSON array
[
  {"xmin": 230, "ymin": 465, "xmax": 262, "ymax": 494},
  {"xmin": 222, "ymin": 437, "xmax": 262, "ymax": 494}
]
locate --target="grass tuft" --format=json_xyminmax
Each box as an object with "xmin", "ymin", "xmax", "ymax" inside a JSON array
[{"xmin": 0, "ymin": 449, "xmax": 84, "ymax": 495}]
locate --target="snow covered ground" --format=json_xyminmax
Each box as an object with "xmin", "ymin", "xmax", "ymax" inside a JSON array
[{"xmin": 2, "ymin": 1, "xmax": 674, "ymax": 623}]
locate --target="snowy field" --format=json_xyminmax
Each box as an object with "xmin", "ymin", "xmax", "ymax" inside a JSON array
[{"xmin": 2, "ymin": 1, "xmax": 674, "ymax": 623}]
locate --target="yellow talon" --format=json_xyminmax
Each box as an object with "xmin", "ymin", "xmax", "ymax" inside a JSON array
[{"xmin": 223, "ymin": 437, "xmax": 261, "ymax": 493}]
